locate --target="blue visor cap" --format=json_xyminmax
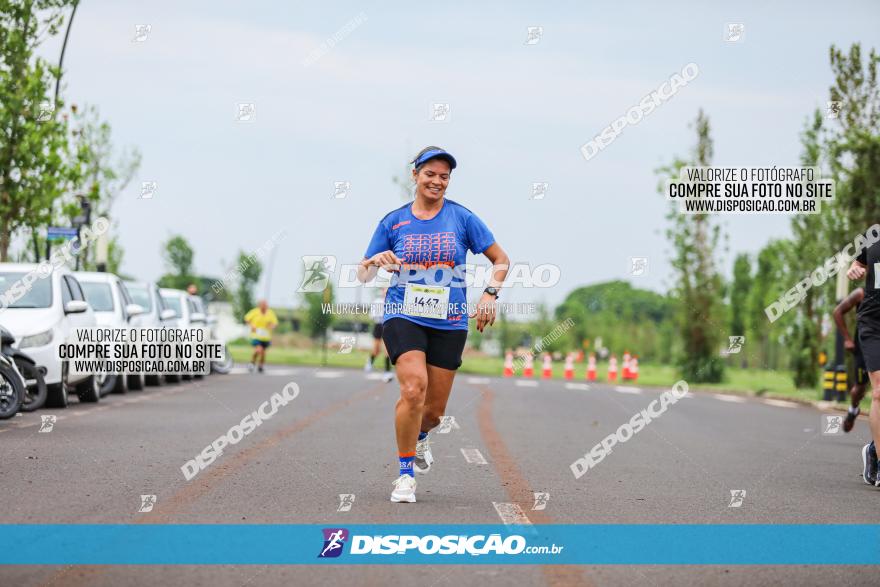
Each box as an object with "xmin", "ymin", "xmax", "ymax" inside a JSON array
[{"xmin": 414, "ymin": 149, "xmax": 457, "ymax": 170}]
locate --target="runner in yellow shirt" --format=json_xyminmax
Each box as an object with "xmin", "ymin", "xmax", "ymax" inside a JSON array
[{"xmin": 244, "ymin": 300, "xmax": 278, "ymax": 373}]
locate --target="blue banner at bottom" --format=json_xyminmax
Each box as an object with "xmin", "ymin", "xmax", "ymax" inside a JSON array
[{"xmin": 0, "ymin": 524, "xmax": 877, "ymax": 565}]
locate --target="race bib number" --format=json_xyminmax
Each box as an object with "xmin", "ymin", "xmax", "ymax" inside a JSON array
[
  {"xmin": 875, "ymin": 263, "xmax": 880, "ymax": 289},
  {"xmin": 255, "ymin": 328, "xmax": 270, "ymax": 339},
  {"xmin": 403, "ymin": 284, "xmax": 450, "ymax": 320}
]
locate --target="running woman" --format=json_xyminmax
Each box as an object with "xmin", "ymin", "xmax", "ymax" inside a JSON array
[
  {"xmin": 832, "ymin": 287, "xmax": 868, "ymax": 432},
  {"xmin": 357, "ymin": 146, "xmax": 510, "ymax": 503},
  {"xmin": 365, "ymin": 287, "xmax": 394, "ymax": 383},
  {"xmin": 846, "ymin": 227, "xmax": 880, "ymax": 485}
]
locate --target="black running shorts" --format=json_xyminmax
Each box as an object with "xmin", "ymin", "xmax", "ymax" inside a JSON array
[
  {"xmin": 857, "ymin": 317, "xmax": 880, "ymax": 373},
  {"xmin": 382, "ymin": 318, "xmax": 468, "ymax": 371},
  {"xmin": 372, "ymin": 322, "xmax": 384, "ymax": 340}
]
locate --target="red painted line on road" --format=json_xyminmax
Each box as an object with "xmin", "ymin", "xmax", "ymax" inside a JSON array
[{"xmin": 477, "ymin": 384, "xmax": 594, "ymax": 587}]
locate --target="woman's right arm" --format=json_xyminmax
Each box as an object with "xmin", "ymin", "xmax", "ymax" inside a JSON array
[{"xmin": 357, "ymin": 251, "xmax": 402, "ymax": 283}]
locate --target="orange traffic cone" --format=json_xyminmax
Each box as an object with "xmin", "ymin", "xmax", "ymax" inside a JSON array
[
  {"xmin": 523, "ymin": 353, "xmax": 534, "ymax": 378},
  {"xmin": 541, "ymin": 353, "xmax": 553, "ymax": 379},
  {"xmin": 631, "ymin": 356, "xmax": 639, "ymax": 382},
  {"xmin": 608, "ymin": 355, "xmax": 618, "ymax": 382},
  {"xmin": 622, "ymin": 351, "xmax": 631, "ymax": 380},
  {"xmin": 503, "ymin": 351, "xmax": 514, "ymax": 377},
  {"xmin": 586, "ymin": 353, "xmax": 597, "ymax": 381},
  {"xmin": 564, "ymin": 353, "xmax": 574, "ymax": 380}
]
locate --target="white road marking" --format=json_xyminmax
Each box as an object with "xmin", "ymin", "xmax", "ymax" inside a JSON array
[
  {"xmin": 314, "ymin": 371, "xmax": 343, "ymax": 379},
  {"xmin": 492, "ymin": 502, "xmax": 532, "ymax": 525},
  {"xmin": 461, "ymin": 448, "xmax": 488, "ymax": 464},
  {"xmin": 614, "ymin": 386, "xmax": 642, "ymax": 394},
  {"xmin": 467, "ymin": 377, "xmax": 490, "ymax": 385},
  {"xmin": 228, "ymin": 367, "xmax": 250, "ymax": 375},
  {"xmin": 762, "ymin": 399, "xmax": 799, "ymax": 409},
  {"xmin": 364, "ymin": 373, "xmax": 384, "ymax": 380},
  {"xmin": 515, "ymin": 380, "xmax": 539, "ymax": 387},
  {"xmin": 565, "ymin": 383, "xmax": 590, "ymax": 391},
  {"xmin": 715, "ymin": 394, "xmax": 747, "ymax": 403}
]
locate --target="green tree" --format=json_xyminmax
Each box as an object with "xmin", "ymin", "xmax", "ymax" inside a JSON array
[
  {"xmin": 158, "ymin": 235, "xmax": 196, "ymax": 290},
  {"xmin": 657, "ymin": 110, "xmax": 726, "ymax": 382},
  {"xmin": 304, "ymin": 286, "xmax": 334, "ymax": 339},
  {"xmin": 0, "ymin": 0, "xmax": 76, "ymax": 260}
]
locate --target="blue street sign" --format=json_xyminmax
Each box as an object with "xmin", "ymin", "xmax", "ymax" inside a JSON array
[{"xmin": 47, "ymin": 227, "xmax": 78, "ymax": 241}]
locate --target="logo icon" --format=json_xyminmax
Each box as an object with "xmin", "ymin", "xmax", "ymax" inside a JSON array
[
  {"xmin": 138, "ymin": 494, "xmax": 157, "ymax": 513},
  {"xmin": 728, "ymin": 489, "xmax": 746, "ymax": 508},
  {"xmin": 318, "ymin": 528, "xmax": 349, "ymax": 558},
  {"xmin": 298, "ymin": 255, "xmax": 336, "ymax": 292},
  {"xmin": 37, "ymin": 101, "xmax": 54, "ymax": 122},
  {"xmin": 338, "ymin": 336, "xmax": 355, "ymax": 354},
  {"xmin": 725, "ymin": 23, "xmax": 745, "ymax": 43},
  {"xmin": 430, "ymin": 103, "xmax": 451, "ymax": 122},
  {"xmin": 630, "ymin": 257, "xmax": 648, "ymax": 276},
  {"xmin": 437, "ymin": 415, "xmax": 459, "ymax": 434},
  {"xmin": 525, "ymin": 26, "xmax": 543, "ymax": 45},
  {"xmin": 822, "ymin": 414, "xmax": 843, "ymax": 435},
  {"xmin": 532, "ymin": 492, "xmax": 550, "ymax": 511},
  {"xmin": 530, "ymin": 182, "xmax": 549, "ymax": 200},
  {"xmin": 236, "ymin": 103, "xmax": 256, "ymax": 123},
  {"xmin": 38, "ymin": 415, "xmax": 56, "ymax": 433},
  {"xmin": 727, "ymin": 336, "xmax": 745, "ymax": 354},
  {"xmin": 140, "ymin": 181, "xmax": 158, "ymax": 199},
  {"xmin": 332, "ymin": 181, "xmax": 351, "ymax": 199},
  {"xmin": 133, "ymin": 24, "xmax": 152, "ymax": 42},
  {"xmin": 826, "ymin": 101, "xmax": 842, "ymax": 119},
  {"xmin": 337, "ymin": 494, "xmax": 355, "ymax": 512}
]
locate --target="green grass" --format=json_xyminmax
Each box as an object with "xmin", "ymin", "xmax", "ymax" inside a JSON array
[{"xmin": 229, "ymin": 344, "xmax": 826, "ymax": 402}]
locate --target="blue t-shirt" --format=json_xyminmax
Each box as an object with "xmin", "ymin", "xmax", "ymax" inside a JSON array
[{"xmin": 363, "ymin": 199, "xmax": 495, "ymax": 330}]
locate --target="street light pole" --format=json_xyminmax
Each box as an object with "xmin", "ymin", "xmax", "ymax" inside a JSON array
[{"xmin": 54, "ymin": 0, "xmax": 79, "ymax": 104}]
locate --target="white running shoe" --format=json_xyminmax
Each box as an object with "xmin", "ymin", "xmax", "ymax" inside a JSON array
[
  {"xmin": 364, "ymin": 358, "xmax": 373, "ymax": 372},
  {"xmin": 390, "ymin": 474, "xmax": 417, "ymax": 503},
  {"xmin": 382, "ymin": 371, "xmax": 394, "ymax": 383},
  {"xmin": 414, "ymin": 435, "xmax": 433, "ymax": 474}
]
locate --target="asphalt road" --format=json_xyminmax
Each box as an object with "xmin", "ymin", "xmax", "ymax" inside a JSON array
[{"xmin": 1, "ymin": 365, "xmax": 878, "ymax": 586}]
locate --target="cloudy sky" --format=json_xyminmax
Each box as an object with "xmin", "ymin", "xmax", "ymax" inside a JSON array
[{"xmin": 35, "ymin": 0, "xmax": 879, "ymax": 311}]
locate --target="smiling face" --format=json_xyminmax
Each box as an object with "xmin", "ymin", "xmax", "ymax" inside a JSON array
[{"xmin": 412, "ymin": 159, "xmax": 451, "ymax": 203}]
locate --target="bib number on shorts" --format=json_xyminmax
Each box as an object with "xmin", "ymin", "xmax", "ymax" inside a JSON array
[
  {"xmin": 403, "ymin": 284, "xmax": 450, "ymax": 320},
  {"xmin": 255, "ymin": 328, "xmax": 270, "ymax": 339}
]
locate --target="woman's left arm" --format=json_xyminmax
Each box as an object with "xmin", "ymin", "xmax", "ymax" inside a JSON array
[{"xmin": 471, "ymin": 243, "xmax": 510, "ymax": 332}]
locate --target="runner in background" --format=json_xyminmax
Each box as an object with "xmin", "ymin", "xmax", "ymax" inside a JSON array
[
  {"xmin": 244, "ymin": 300, "xmax": 278, "ymax": 374},
  {"xmin": 832, "ymin": 287, "xmax": 867, "ymax": 432},
  {"xmin": 365, "ymin": 287, "xmax": 394, "ymax": 383}
]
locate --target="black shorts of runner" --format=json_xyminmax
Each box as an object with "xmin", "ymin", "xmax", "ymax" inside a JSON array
[
  {"xmin": 382, "ymin": 317, "xmax": 468, "ymax": 371},
  {"xmin": 372, "ymin": 323, "xmax": 384, "ymax": 340},
  {"xmin": 857, "ymin": 317, "xmax": 880, "ymax": 374}
]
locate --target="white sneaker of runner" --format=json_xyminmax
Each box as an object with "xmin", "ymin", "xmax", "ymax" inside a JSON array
[
  {"xmin": 414, "ymin": 435, "xmax": 433, "ymax": 474},
  {"xmin": 364, "ymin": 358, "xmax": 373, "ymax": 372},
  {"xmin": 390, "ymin": 474, "xmax": 417, "ymax": 503},
  {"xmin": 382, "ymin": 371, "xmax": 394, "ymax": 383}
]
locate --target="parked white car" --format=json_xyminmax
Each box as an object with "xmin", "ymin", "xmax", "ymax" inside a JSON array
[
  {"xmin": 0, "ymin": 263, "xmax": 103, "ymax": 407},
  {"xmin": 125, "ymin": 281, "xmax": 178, "ymax": 384},
  {"xmin": 159, "ymin": 288, "xmax": 207, "ymax": 379},
  {"xmin": 74, "ymin": 271, "xmax": 146, "ymax": 394}
]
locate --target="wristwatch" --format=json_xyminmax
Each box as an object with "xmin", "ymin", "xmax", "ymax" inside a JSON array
[{"xmin": 484, "ymin": 287, "xmax": 500, "ymax": 298}]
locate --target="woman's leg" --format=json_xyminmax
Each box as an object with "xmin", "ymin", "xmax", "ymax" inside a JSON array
[
  {"xmin": 421, "ymin": 364, "xmax": 457, "ymax": 432},
  {"xmin": 394, "ymin": 350, "xmax": 428, "ymax": 454},
  {"xmin": 868, "ymin": 369, "xmax": 880, "ymax": 449}
]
